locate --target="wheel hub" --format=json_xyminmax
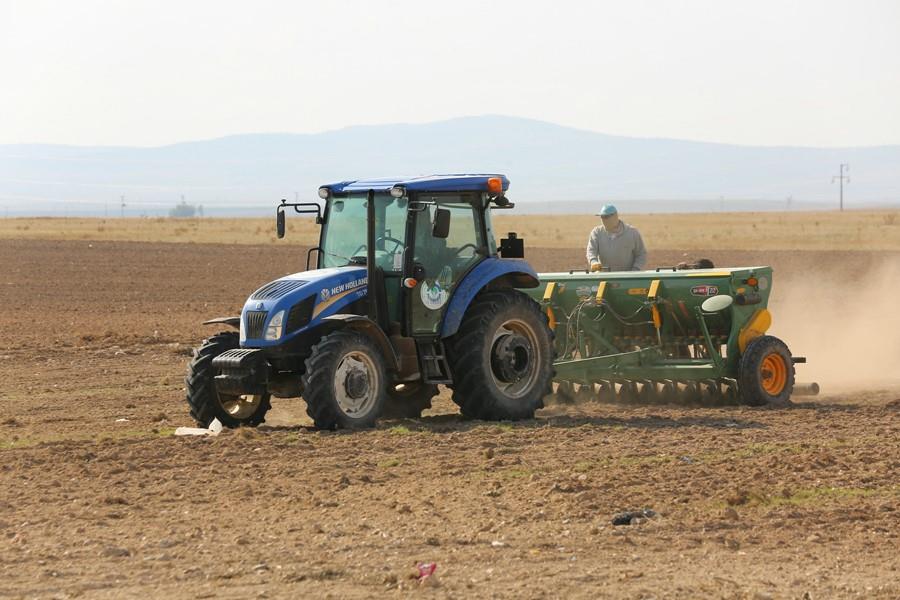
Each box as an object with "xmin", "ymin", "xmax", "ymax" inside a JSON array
[
  {"xmin": 491, "ymin": 333, "xmax": 533, "ymax": 383},
  {"xmin": 219, "ymin": 394, "xmax": 262, "ymax": 419},
  {"xmin": 760, "ymin": 353, "xmax": 787, "ymax": 395},
  {"xmin": 334, "ymin": 353, "xmax": 378, "ymax": 415},
  {"xmin": 344, "ymin": 367, "xmax": 369, "ymax": 399}
]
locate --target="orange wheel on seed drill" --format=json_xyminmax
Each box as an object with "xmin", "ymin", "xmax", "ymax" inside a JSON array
[{"xmin": 738, "ymin": 335, "xmax": 795, "ymax": 406}]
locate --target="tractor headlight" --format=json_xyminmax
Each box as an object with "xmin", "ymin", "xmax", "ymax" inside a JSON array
[
  {"xmin": 239, "ymin": 316, "xmax": 247, "ymax": 342},
  {"xmin": 265, "ymin": 310, "xmax": 285, "ymax": 341},
  {"xmin": 318, "ymin": 187, "xmax": 330, "ymax": 200},
  {"xmin": 390, "ymin": 185, "xmax": 405, "ymax": 198}
]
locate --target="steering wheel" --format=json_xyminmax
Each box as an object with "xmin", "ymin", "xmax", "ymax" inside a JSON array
[
  {"xmin": 377, "ymin": 236, "xmax": 405, "ymax": 254},
  {"xmin": 351, "ymin": 236, "xmax": 405, "ymax": 258},
  {"xmin": 454, "ymin": 243, "xmax": 478, "ymax": 257}
]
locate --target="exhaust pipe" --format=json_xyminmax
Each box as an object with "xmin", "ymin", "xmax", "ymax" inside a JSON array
[{"xmin": 793, "ymin": 382, "xmax": 820, "ymax": 396}]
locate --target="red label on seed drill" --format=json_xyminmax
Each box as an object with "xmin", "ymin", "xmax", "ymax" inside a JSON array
[{"xmin": 690, "ymin": 285, "xmax": 719, "ymax": 296}]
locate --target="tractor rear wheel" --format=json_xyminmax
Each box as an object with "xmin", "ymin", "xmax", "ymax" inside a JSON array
[
  {"xmin": 448, "ymin": 290, "xmax": 554, "ymax": 421},
  {"xmin": 738, "ymin": 335, "xmax": 794, "ymax": 406},
  {"xmin": 185, "ymin": 331, "xmax": 271, "ymax": 428},
  {"xmin": 382, "ymin": 382, "xmax": 439, "ymax": 418},
  {"xmin": 302, "ymin": 330, "xmax": 387, "ymax": 429}
]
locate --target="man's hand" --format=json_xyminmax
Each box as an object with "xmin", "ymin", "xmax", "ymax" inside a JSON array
[{"xmin": 590, "ymin": 262, "xmax": 603, "ymax": 272}]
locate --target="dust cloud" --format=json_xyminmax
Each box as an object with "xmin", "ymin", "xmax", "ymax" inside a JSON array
[{"xmin": 769, "ymin": 259, "xmax": 900, "ymax": 391}]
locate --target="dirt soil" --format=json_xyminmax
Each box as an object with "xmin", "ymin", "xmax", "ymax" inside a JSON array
[{"xmin": 1, "ymin": 239, "xmax": 898, "ymax": 599}]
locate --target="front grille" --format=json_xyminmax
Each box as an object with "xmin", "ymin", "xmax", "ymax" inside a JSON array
[
  {"xmin": 245, "ymin": 311, "xmax": 268, "ymax": 339},
  {"xmin": 250, "ymin": 279, "xmax": 307, "ymax": 300}
]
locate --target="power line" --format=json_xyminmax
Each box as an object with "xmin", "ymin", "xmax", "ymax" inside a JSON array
[{"xmin": 832, "ymin": 164, "xmax": 850, "ymax": 211}]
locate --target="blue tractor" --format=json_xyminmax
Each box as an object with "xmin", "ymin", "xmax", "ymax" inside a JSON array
[{"xmin": 185, "ymin": 175, "xmax": 554, "ymax": 429}]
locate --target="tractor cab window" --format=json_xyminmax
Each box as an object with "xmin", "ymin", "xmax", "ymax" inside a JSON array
[
  {"xmin": 320, "ymin": 192, "xmax": 408, "ymax": 272},
  {"xmin": 410, "ymin": 195, "xmax": 484, "ymax": 334}
]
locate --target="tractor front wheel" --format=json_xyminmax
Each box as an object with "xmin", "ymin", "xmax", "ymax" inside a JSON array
[
  {"xmin": 302, "ymin": 330, "xmax": 387, "ymax": 429},
  {"xmin": 185, "ymin": 331, "xmax": 271, "ymax": 428},
  {"xmin": 738, "ymin": 335, "xmax": 794, "ymax": 406},
  {"xmin": 448, "ymin": 290, "xmax": 554, "ymax": 420}
]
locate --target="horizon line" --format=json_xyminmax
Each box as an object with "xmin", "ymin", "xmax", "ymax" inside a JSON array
[{"xmin": 3, "ymin": 114, "xmax": 899, "ymax": 152}]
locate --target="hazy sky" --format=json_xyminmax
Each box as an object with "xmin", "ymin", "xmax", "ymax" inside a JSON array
[{"xmin": 2, "ymin": 0, "xmax": 899, "ymax": 147}]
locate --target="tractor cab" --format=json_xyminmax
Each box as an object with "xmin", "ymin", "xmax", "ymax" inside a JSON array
[
  {"xmin": 277, "ymin": 176, "xmax": 521, "ymax": 339},
  {"xmin": 186, "ymin": 175, "xmax": 553, "ymax": 430}
]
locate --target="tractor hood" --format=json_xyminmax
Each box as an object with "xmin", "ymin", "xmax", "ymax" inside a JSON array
[{"xmin": 239, "ymin": 266, "xmax": 368, "ymax": 347}]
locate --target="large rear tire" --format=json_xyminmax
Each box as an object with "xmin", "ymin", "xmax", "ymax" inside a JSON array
[
  {"xmin": 382, "ymin": 382, "xmax": 439, "ymax": 419},
  {"xmin": 738, "ymin": 335, "xmax": 794, "ymax": 406},
  {"xmin": 302, "ymin": 330, "xmax": 387, "ymax": 429},
  {"xmin": 447, "ymin": 290, "xmax": 554, "ymax": 420},
  {"xmin": 185, "ymin": 331, "xmax": 271, "ymax": 428}
]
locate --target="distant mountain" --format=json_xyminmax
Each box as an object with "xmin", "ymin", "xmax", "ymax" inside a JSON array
[{"xmin": 1, "ymin": 115, "xmax": 898, "ymax": 216}]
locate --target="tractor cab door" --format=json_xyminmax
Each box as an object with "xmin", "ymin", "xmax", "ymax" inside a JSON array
[
  {"xmin": 408, "ymin": 194, "xmax": 484, "ymax": 336},
  {"xmin": 319, "ymin": 192, "xmax": 409, "ymax": 323}
]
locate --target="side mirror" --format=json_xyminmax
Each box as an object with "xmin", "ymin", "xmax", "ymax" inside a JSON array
[
  {"xmin": 276, "ymin": 207, "xmax": 285, "ymax": 239},
  {"xmin": 433, "ymin": 208, "xmax": 451, "ymax": 239}
]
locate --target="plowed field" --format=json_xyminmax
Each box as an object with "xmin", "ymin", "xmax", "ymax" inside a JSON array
[{"xmin": 1, "ymin": 238, "xmax": 898, "ymax": 599}]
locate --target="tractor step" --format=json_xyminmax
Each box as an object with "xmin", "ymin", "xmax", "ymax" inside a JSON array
[{"xmin": 416, "ymin": 340, "xmax": 453, "ymax": 384}]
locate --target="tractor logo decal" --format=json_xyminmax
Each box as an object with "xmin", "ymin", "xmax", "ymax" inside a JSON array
[
  {"xmin": 690, "ymin": 285, "xmax": 719, "ymax": 296},
  {"xmin": 420, "ymin": 266, "xmax": 453, "ymax": 310},
  {"xmin": 312, "ymin": 276, "xmax": 368, "ymax": 318}
]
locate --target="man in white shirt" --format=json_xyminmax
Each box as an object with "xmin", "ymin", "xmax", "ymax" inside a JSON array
[{"xmin": 585, "ymin": 204, "xmax": 648, "ymax": 272}]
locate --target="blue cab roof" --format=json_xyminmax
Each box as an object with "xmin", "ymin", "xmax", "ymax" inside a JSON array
[{"xmin": 322, "ymin": 174, "xmax": 509, "ymax": 194}]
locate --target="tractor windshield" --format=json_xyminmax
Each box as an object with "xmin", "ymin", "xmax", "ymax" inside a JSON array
[{"xmin": 320, "ymin": 192, "xmax": 408, "ymax": 271}]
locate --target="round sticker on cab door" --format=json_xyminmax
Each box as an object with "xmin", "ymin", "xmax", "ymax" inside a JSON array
[{"xmin": 420, "ymin": 279, "xmax": 449, "ymax": 310}]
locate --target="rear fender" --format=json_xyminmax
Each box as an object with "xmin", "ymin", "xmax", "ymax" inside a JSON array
[
  {"xmin": 440, "ymin": 258, "xmax": 539, "ymax": 338},
  {"xmin": 319, "ymin": 314, "xmax": 400, "ymax": 372}
]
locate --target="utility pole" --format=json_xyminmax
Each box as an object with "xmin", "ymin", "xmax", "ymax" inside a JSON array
[
  {"xmin": 832, "ymin": 164, "xmax": 850, "ymax": 211},
  {"xmin": 120, "ymin": 195, "xmax": 126, "ymax": 218}
]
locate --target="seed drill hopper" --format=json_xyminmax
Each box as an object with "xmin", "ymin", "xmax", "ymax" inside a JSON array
[{"xmin": 527, "ymin": 266, "xmax": 817, "ymax": 405}]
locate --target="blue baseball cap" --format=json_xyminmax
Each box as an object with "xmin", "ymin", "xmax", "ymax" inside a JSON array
[{"xmin": 596, "ymin": 204, "xmax": 618, "ymax": 217}]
